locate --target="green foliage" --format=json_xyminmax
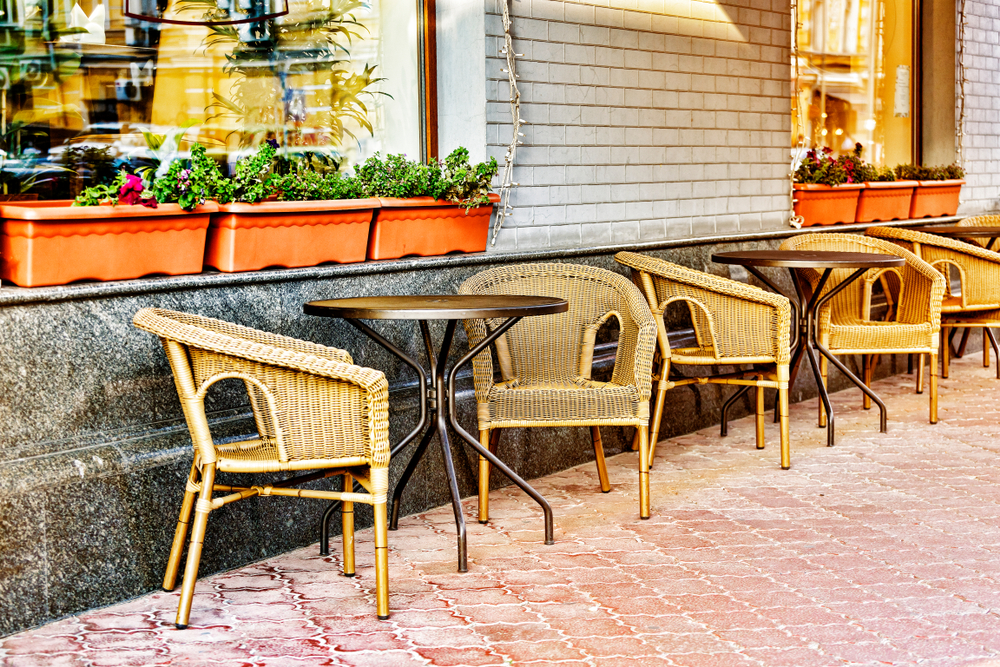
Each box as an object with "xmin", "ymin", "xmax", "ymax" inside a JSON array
[
  {"xmin": 893, "ymin": 163, "xmax": 966, "ymax": 181},
  {"xmin": 436, "ymin": 148, "xmax": 500, "ymax": 209},
  {"xmin": 354, "ymin": 149, "xmax": 498, "ymax": 208},
  {"xmin": 271, "ymin": 170, "xmax": 363, "ymax": 201},
  {"xmin": 152, "ymin": 143, "xmax": 229, "ymax": 211},
  {"xmin": 74, "ymin": 170, "xmax": 130, "ymax": 206},
  {"xmin": 354, "ymin": 153, "xmax": 444, "ymax": 199},
  {"xmin": 857, "ymin": 164, "xmax": 897, "ymax": 182},
  {"xmin": 219, "ymin": 142, "xmax": 278, "ymax": 204}
]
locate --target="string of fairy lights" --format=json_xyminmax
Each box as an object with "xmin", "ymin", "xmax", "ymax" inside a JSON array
[
  {"xmin": 789, "ymin": 0, "xmax": 805, "ymax": 229},
  {"xmin": 490, "ymin": 0, "xmax": 524, "ymax": 247},
  {"xmin": 956, "ymin": 0, "xmax": 967, "ymax": 172}
]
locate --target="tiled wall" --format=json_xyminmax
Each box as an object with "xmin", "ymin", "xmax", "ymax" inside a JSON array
[
  {"xmin": 484, "ymin": 0, "xmax": 793, "ymax": 252},
  {"xmin": 958, "ymin": 0, "xmax": 1000, "ymax": 216}
]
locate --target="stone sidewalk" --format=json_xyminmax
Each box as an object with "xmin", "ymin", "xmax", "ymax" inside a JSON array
[{"xmin": 5, "ymin": 354, "xmax": 1000, "ymax": 666}]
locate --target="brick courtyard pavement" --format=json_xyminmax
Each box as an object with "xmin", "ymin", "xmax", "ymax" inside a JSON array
[{"xmin": 6, "ymin": 353, "xmax": 1000, "ymax": 666}]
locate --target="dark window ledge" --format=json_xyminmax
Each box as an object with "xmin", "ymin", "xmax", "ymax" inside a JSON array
[{"xmin": 0, "ymin": 215, "xmax": 965, "ymax": 307}]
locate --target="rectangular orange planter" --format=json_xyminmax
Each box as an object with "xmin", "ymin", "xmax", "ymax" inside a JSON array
[
  {"xmin": 855, "ymin": 181, "xmax": 919, "ymax": 223},
  {"xmin": 909, "ymin": 180, "xmax": 965, "ymax": 218},
  {"xmin": 205, "ymin": 199, "xmax": 379, "ymax": 272},
  {"xmin": 792, "ymin": 184, "xmax": 863, "ymax": 226},
  {"xmin": 367, "ymin": 194, "xmax": 499, "ymax": 260},
  {"xmin": 0, "ymin": 200, "xmax": 215, "ymax": 287}
]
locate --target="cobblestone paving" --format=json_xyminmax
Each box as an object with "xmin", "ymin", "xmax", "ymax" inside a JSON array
[{"xmin": 6, "ymin": 355, "xmax": 1000, "ymax": 666}]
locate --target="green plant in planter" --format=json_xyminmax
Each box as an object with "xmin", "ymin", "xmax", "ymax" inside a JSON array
[
  {"xmin": 217, "ymin": 141, "xmax": 278, "ymax": 204},
  {"xmin": 355, "ymin": 148, "xmax": 499, "ymax": 209},
  {"xmin": 857, "ymin": 164, "xmax": 896, "ymax": 182},
  {"xmin": 794, "ymin": 147, "xmax": 849, "ymax": 186},
  {"xmin": 152, "ymin": 143, "xmax": 230, "ymax": 211},
  {"xmin": 271, "ymin": 170, "xmax": 363, "ymax": 201},
  {"xmin": 894, "ymin": 163, "xmax": 966, "ymax": 181}
]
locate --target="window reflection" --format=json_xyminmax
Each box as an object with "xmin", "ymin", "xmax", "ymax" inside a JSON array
[
  {"xmin": 0, "ymin": 0, "xmax": 416, "ymax": 200},
  {"xmin": 794, "ymin": 0, "xmax": 913, "ymax": 166}
]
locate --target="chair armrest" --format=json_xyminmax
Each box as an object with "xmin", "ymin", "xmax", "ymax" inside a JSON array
[{"xmin": 609, "ymin": 287, "xmax": 657, "ymax": 406}]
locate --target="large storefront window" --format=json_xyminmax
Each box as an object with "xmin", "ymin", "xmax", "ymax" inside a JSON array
[
  {"xmin": 0, "ymin": 0, "xmax": 420, "ymax": 199},
  {"xmin": 794, "ymin": 0, "xmax": 915, "ymax": 166}
]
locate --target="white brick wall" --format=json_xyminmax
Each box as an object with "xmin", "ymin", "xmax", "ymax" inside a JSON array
[
  {"xmin": 958, "ymin": 0, "xmax": 1000, "ymax": 216},
  {"xmin": 485, "ymin": 0, "xmax": 793, "ymax": 251}
]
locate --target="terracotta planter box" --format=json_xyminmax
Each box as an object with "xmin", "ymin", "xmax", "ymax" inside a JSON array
[
  {"xmin": 909, "ymin": 180, "xmax": 965, "ymax": 219},
  {"xmin": 0, "ymin": 200, "xmax": 215, "ymax": 287},
  {"xmin": 855, "ymin": 181, "xmax": 919, "ymax": 223},
  {"xmin": 367, "ymin": 193, "xmax": 500, "ymax": 260},
  {"xmin": 205, "ymin": 199, "xmax": 379, "ymax": 272},
  {"xmin": 793, "ymin": 183, "xmax": 864, "ymax": 226}
]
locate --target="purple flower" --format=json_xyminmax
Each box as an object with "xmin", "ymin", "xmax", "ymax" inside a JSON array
[{"xmin": 266, "ymin": 138, "xmax": 279, "ymax": 149}]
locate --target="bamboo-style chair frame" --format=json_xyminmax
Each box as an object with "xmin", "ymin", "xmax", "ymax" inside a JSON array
[
  {"xmin": 458, "ymin": 263, "xmax": 657, "ymax": 520},
  {"xmin": 778, "ymin": 233, "xmax": 945, "ymax": 424},
  {"xmin": 133, "ymin": 308, "xmax": 391, "ymax": 628},
  {"xmin": 866, "ymin": 225, "xmax": 1000, "ymax": 379},
  {"xmin": 956, "ymin": 214, "xmax": 1000, "ymax": 249},
  {"xmin": 615, "ymin": 251, "xmax": 792, "ymax": 469}
]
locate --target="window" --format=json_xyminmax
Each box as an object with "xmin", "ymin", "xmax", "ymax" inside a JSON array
[
  {"xmin": 793, "ymin": 0, "xmax": 916, "ymax": 165},
  {"xmin": 0, "ymin": 0, "xmax": 425, "ymax": 199}
]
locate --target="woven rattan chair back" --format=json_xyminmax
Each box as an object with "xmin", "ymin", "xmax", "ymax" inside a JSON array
[
  {"xmin": 458, "ymin": 262, "xmax": 657, "ymax": 520},
  {"xmin": 133, "ymin": 308, "xmax": 391, "ymax": 627},
  {"xmin": 615, "ymin": 251, "xmax": 792, "ymax": 469}
]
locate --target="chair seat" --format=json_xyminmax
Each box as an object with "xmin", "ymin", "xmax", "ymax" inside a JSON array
[
  {"xmin": 486, "ymin": 377, "xmax": 642, "ymax": 425},
  {"xmin": 669, "ymin": 346, "xmax": 779, "ymax": 365},
  {"xmin": 942, "ymin": 295, "xmax": 1000, "ymax": 313},
  {"xmin": 827, "ymin": 319, "xmax": 936, "ymax": 352},
  {"xmin": 215, "ymin": 438, "xmax": 369, "ymax": 473}
]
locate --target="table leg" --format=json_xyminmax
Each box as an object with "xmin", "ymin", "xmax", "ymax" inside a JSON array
[
  {"xmin": 810, "ymin": 267, "xmax": 890, "ymax": 436},
  {"xmin": 447, "ymin": 316, "xmax": 555, "ymax": 547}
]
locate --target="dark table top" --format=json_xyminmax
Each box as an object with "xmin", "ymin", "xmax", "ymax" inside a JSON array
[
  {"xmin": 909, "ymin": 225, "xmax": 1000, "ymax": 237},
  {"xmin": 713, "ymin": 250, "xmax": 905, "ymax": 270},
  {"xmin": 304, "ymin": 294, "xmax": 569, "ymax": 320}
]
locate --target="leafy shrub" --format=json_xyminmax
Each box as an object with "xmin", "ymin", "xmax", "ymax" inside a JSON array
[
  {"xmin": 217, "ymin": 141, "xmax": 277, "ymax": 204},
  {"xmin": 271, "ymin": 171, "xmax": 363, "ymax": 201},
  {"xmin": 152, "ymin": 143, "xmax": 229, "ymax": 211},
  {"xmin": 894, "ymin": 163, "xmax": 966, "ymax": 181},
  {"xmin": 354, "ymin": 148, "xmax": 498, "ymax": 208},
  {"xmin": 794, "ymin": 147, "xmax": 849, "ymax": 186},
  {"xmin": 74, "ymin": 170, "xmax": 156, "ymax": 207}
]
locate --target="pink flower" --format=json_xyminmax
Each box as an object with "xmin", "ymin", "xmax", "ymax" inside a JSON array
[{"xmin": 118, "ymin": 174, "xmax": 157, "ymax": 208}]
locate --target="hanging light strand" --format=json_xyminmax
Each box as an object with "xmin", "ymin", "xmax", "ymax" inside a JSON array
[
  {"xmin": 788, "ymin": 0, "xmax": 805, "ymax": 229},
  {"xmin": 490, "ymin": 0, "xmax": 523, "ymax": 246},
  {"xmin": 956, "ymin": 0, "xmax": 967, "ymax": 172}
]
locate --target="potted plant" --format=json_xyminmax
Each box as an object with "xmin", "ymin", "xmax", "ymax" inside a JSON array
[
  {"xmin": 359, "ymin": 148, "xmax": 500, "ymax": 260},
  {"xmin": 898, "ymin": 164, "xmax": 966, "ymax": 218},
  {"xmin": 204, "ymin": 142, "xmax": 380, "ymax": 272},
  {"xmin": 850, "ymin": 146, "xmax": 919, "ymax": 223},
  {"xmin": 0, "ymin": 149, "xmax": 219, "ymax": 287},
  {"xmin": 792, "ymin": 147, "xmax": 864, "ymax": 226}
]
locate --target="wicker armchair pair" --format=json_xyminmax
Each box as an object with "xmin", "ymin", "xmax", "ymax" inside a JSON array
[{"xmin": 867, "ymin": 224, "xmax": 1000, "ymax": 379}]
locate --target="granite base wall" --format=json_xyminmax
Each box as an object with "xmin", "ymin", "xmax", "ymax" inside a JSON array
[{"xmin": 0, "ymin": 220, "xmax": 970, "ymax": 636}]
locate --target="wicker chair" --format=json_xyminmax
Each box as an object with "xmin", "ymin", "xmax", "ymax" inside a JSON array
[
  {"xmin": 615, "ymin": 252, "xmax": 792, "ymax": 469},
  {"xmin": 133, "ymin": 308, "xmax": 390, "ymax": 628},
  {"xmin": 458, "ymin": 263, "xmax": 657, "ymax": 520},
  {"xmin": 866, "ymin": 225, "xmax": 1000, "ymax": 379},
  {"xmin": 956, "ymin": 214, "xmax": 1000, "ymax": 249},
  {"xmin": 777, "ymin": 233, "xmax": 945, "ymax": 423}
]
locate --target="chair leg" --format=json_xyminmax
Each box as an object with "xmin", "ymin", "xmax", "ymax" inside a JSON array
[
  {"xmin": 342, "ymin": 473, "xmax": 355, "ymax": 577},
  {"xmin": 987, "ymin": 328, "xmax": 1000, "ymax": 379},
  {"xmin": 478, "ymin": 429, "xmax": 495, "ymax": 524},
  {"xmin": 862, "ymin": 355, "xmax": 873, "ymax": 409},
  {"xmin": 755, "ymin": 381, "xmax": 765, "ymax": 450},
  {"xmin": 929, "ymin": 353, "xmax": 939, "ymax": 423},
  {"xmin": 647, "ymin": 376, "xmax": 669, "ymax": 465},
  {"xmin": 590, "ymin": 426, "xmax": 611, "ymax": 493},
  {"xmin": 915, "ymin": 354, "xmax": 925, "ymax": 394},
  {"xmin": 638, "ymin": 426, "xmax": 650, "ymax": 520},
  {"xmin": 985, "ymin": 328, "xmax": 992, "ymax": 368},
  {"xmin": 175, "ymin": 463, "xmax": 215, "ymax": 630},
  {"xmin": 818, "ymin": 355, "xmax": 828, "ymax": 428},
  {"xmin": 942, "ymin": 329, "xmax": 951, "ymax": 379},
  {"xmin": 373, "ymin": 498, "xmax": 390, "ymax": 621},
  {"xmin": 778, "ymin": 382, "xmax": 790, "ymax": 470},
  {"xmin": 163, "ymin": 460, "xmax": 200, "ymax": 592}
]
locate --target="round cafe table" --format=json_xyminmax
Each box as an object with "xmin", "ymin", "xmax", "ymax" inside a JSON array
[
  {"xmin": 304, "ymin": 294, "xmax": 569, "ymax": 572},
  {"xmin": 712, "ymin": 250, "xmax": 906, "ymax": 447}
]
